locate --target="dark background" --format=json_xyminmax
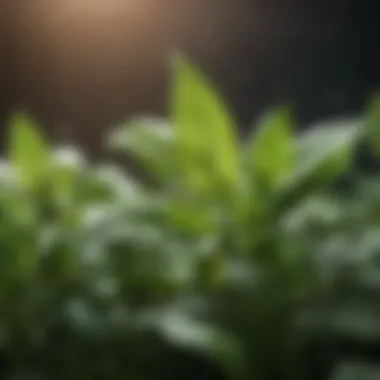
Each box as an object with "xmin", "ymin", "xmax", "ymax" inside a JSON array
[{"xmin": 0, "ymin": 0, "xmax": 379, "ymax": 155}]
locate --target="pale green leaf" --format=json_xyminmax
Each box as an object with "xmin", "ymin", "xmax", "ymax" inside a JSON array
[
  {"xmin": 170, "ymin": 55, "xmax": 239, "ymax": 195},
  {"xmin": 109, "ymin": 117, "xmax": 177, "ymax": 182},
  {"xmin": 8, "ymin": 113, "xmax": 51, "ymax": 187},
  {"xmin": 275, "ymin": 119, "xmax": 363, "ymax": 216}
]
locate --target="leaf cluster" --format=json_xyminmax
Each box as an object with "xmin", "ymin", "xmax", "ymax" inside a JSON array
[{"xmin": 1, "ymin": 57, "xmax": 380, "ymax": 380}]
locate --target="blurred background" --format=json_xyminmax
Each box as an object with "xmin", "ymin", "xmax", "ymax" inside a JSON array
[
  {"xmin": 0, "ymin": 2, "xmax": 380, "ymax": 380},
  {"xmin": 0, "ymin": 0, "xmax": 379, "ymax": 153}
]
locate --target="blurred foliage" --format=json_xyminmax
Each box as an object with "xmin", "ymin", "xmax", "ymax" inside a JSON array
[{"xmin": 0, "ymin": 57, "xmax": 380, "ymax": 380}]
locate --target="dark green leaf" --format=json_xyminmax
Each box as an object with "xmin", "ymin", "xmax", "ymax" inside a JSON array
[
  {"xmin": 330, "ymin": 362, "xmax": 380, "ymax": 380},
  {"xmin": 149, "ymin": 310, "xmax": 246, "ymax": 380},
  {"xmin": 365, "ymin": 93, "xmax": 380, "ymax": 157}
]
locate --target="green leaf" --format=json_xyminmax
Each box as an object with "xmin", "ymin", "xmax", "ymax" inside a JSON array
[
  {"xmin": 8, "ymin": 113, "xmax": 51, "ymax": 188},
  {"xmin": 247, "ymin": 107, "xmax": 294, "ymax": 190},
  {"xmin": 166, "ymin": 199, "xmax": 218, "ymax": 237},
  {"xmin": 365, "ymin": 93, "xmax": 380, "ymax": 157},
  {"xmin": 170, "ymin": 55, "xmax": 240, "ymax": 195},
  {"xmin": 330, "ymin": 362, "xmax": 380, "ymax": 380},
  {"xmin": 275, "ymin": 119, "xmax": 362, "ymax": 216},
  {"xmin": 108, "ymin": 117, "xmax": 177, "ymax": 183},
  {"xmin": 148, "ymin": 310, "xmax": 246, "ymax": 380},
  {"xmin": 50, "ymin": 147, "xmax": 86, "ymax": 203}
]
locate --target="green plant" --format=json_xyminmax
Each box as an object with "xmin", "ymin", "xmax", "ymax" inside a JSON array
[{"xmin": 0, "ymin": 56, "xmax": 379, "ymax": 380}]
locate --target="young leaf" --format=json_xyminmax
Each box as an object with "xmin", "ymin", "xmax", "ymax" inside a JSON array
[
  {"xmin": 8, "ymin": 113, "xmax": 51, "ymax": 187},
  {"xmin": 109, "ymin": 117, "xmax": 178, "ymax": 183},
  {"xmin": 247, "ymin": 107, "xmax": 294, "ymax": 190},
  {"xmin": 275, "ymin": 119, "xmax": 363, "ymax": 216},
  {"xmin": 170, "ymin": 55, "xmax": 239, "ymax": 195}
]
